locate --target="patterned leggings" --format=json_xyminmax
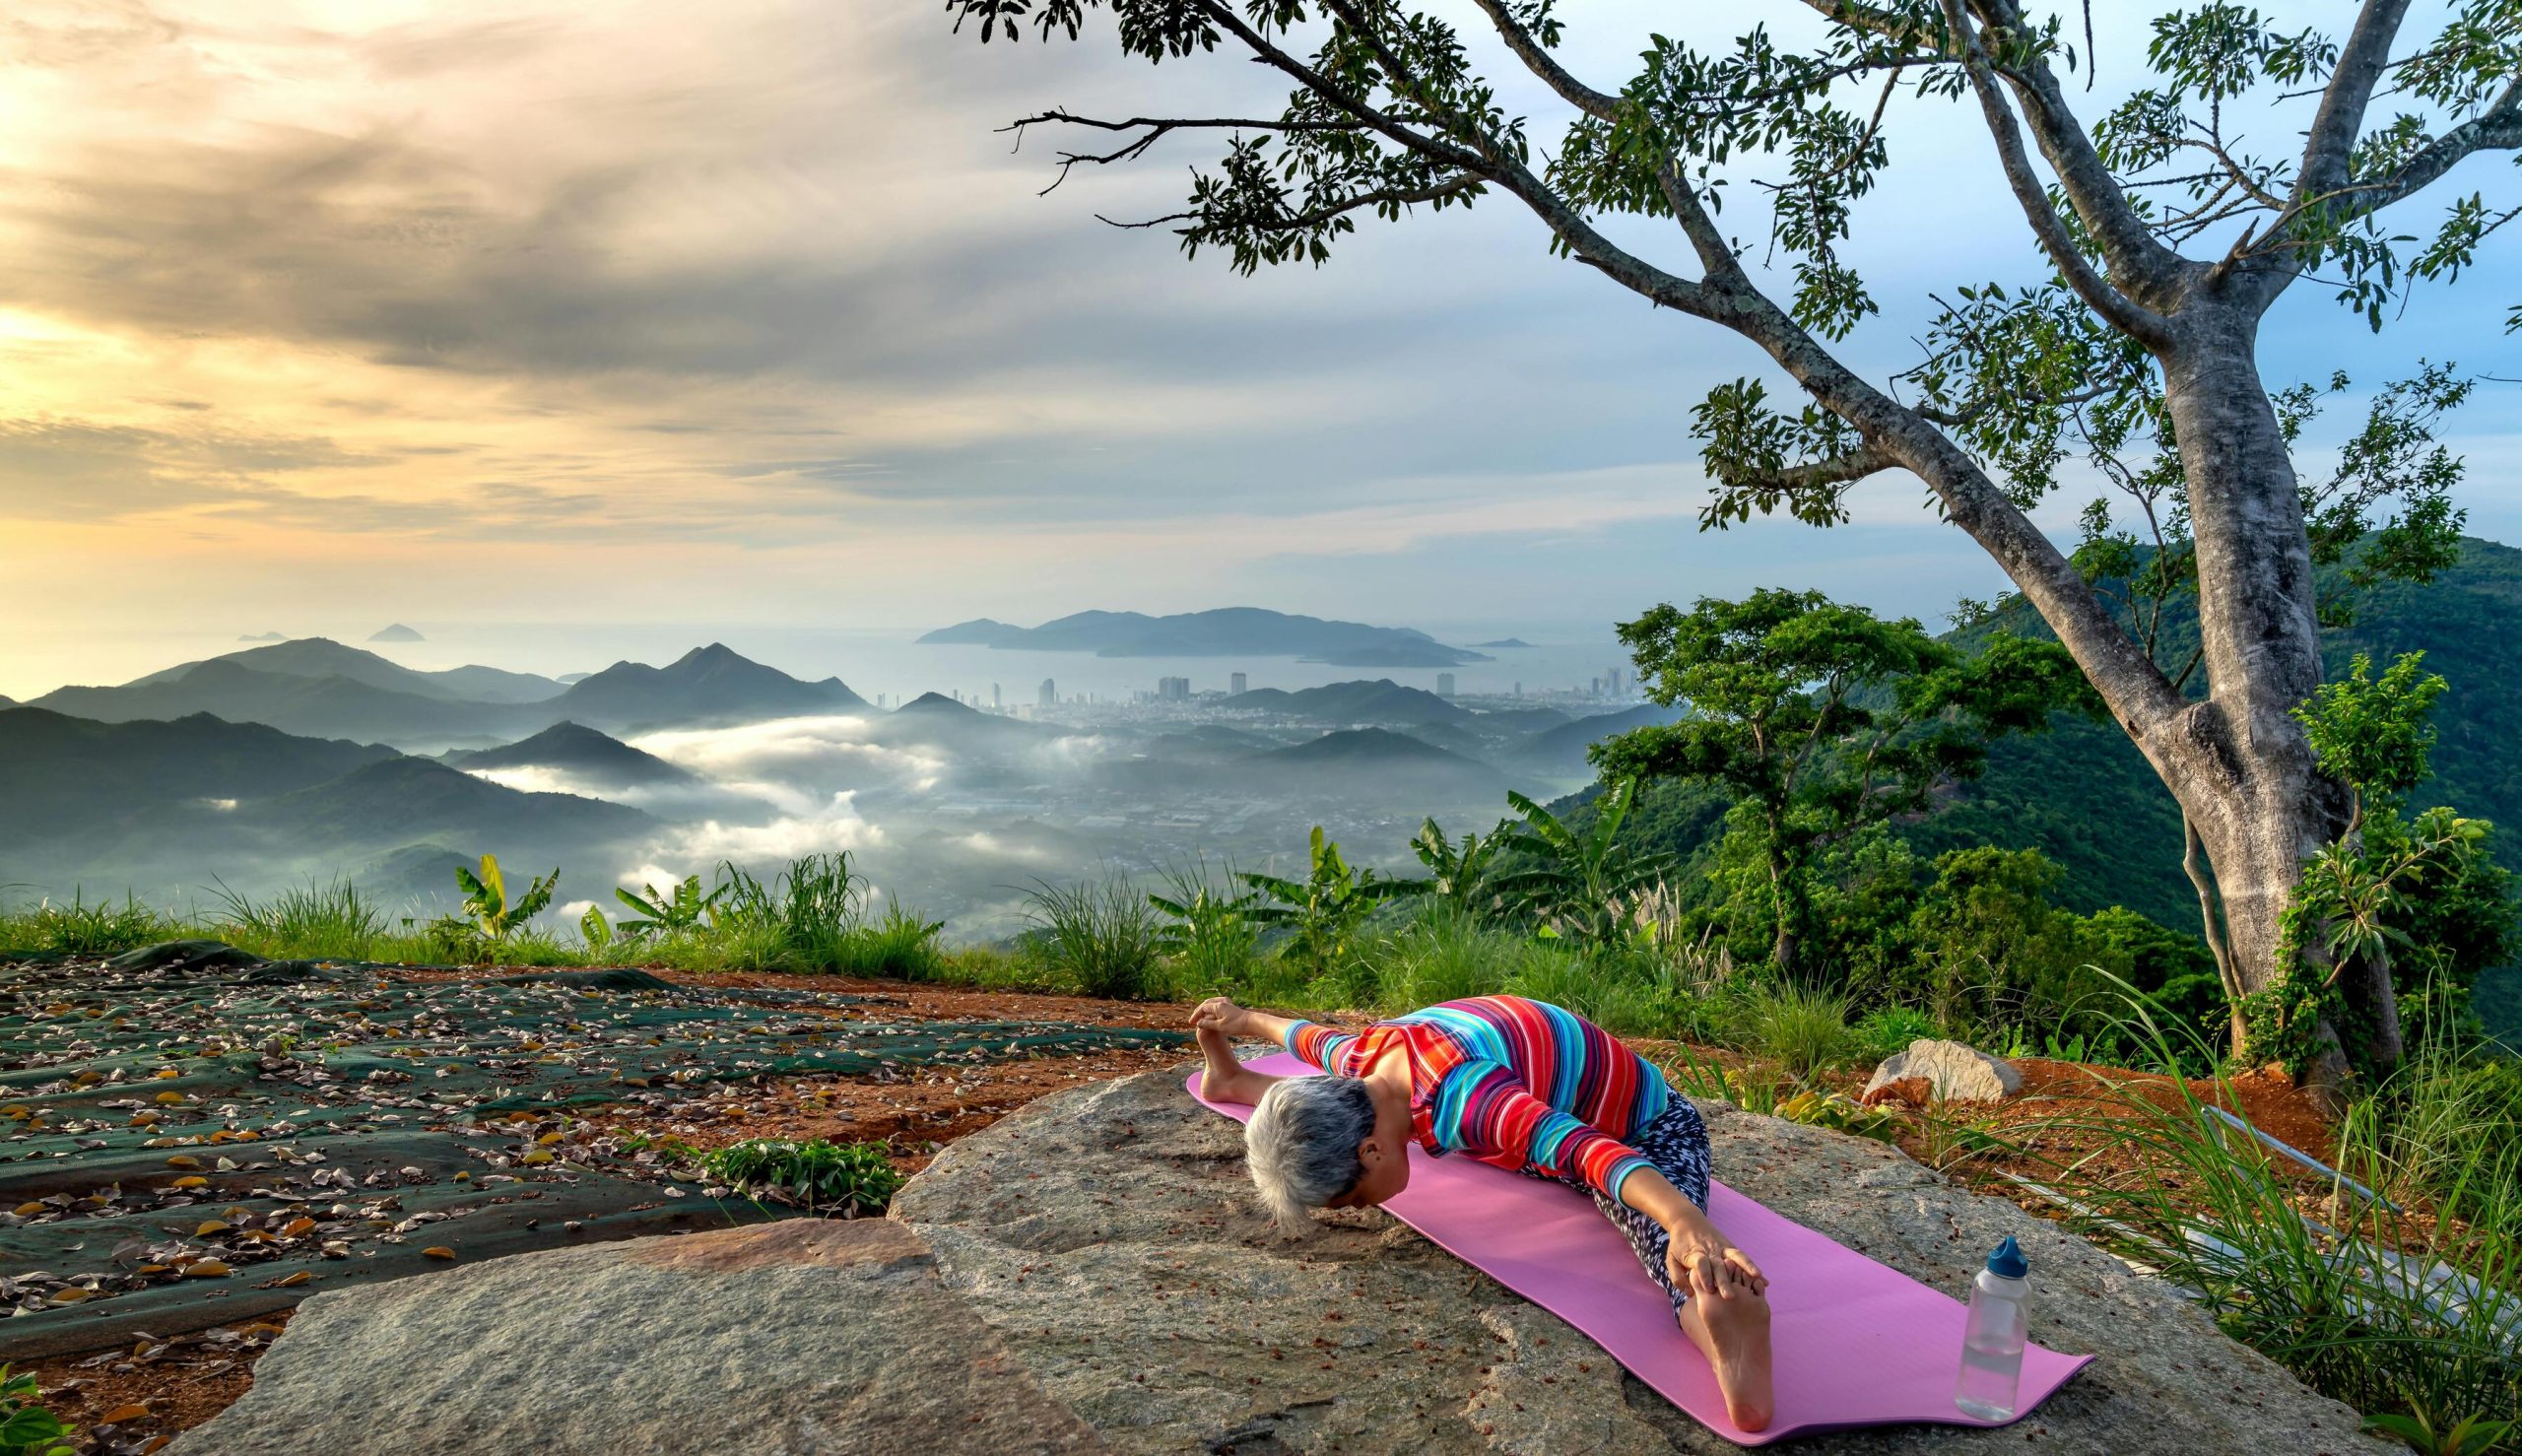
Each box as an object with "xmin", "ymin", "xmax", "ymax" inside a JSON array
[{"xmin": 1540, "ymin": 1098, "xmax": 1712, "ymax": 1310}]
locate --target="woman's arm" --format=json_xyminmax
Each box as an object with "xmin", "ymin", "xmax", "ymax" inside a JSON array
[{"xmin": 1621, "ymin": 1169, "xmax": 1767, "ymax": 1300}]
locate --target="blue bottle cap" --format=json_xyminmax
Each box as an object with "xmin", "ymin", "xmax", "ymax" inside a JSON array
[{"xmin": 1986, "ymin": 1235, "xmax": 2027, "ymax": 1279}]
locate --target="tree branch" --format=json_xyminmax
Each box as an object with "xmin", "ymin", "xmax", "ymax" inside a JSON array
[
  {"xmin": 2340, "ymin": 76, "xmax": 2522, "ymax": 219},
  {"xmin": 1942, "ymin": 0, "xmax": 2175, "ymax": 347},
  {"xmin": 2296, "ymin": 0, "xmax": 2417, "ymax": 205},
  {"xmin": 1464, "ymin": 0, "xmax": 1619, "ymax": 121},
  {"xmin": 1969, "ymin": 0, "xmax": 2193, "ymax": 302},
  {"xmin": 1101, "ymin": 176, "xmax": 1480, "ymax": 232},
  {"xmin": 1006, "ymin": 110, "xmax": 1373, "ymax": 194}
]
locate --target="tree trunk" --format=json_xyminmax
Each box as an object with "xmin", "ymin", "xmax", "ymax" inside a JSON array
[{"xmin": 2137, "ymin": 304, "xmax": 2365, "ymax": 1080}]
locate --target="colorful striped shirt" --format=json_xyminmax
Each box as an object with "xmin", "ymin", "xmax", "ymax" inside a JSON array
[{"xmin": 1283, "ymin": 995, "xmax": 1672, "ymax": 1207}]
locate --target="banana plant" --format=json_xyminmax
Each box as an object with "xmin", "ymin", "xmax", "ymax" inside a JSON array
[
  {"xmin": 613, "ymin": 874, "xmax": 728, "ymax": 939},
  {"xmin": 1493, "ymin": 779, "xmax": 1674, "ymax": 946},
  {"xmin": 1241, "ymin": 827, "xmax": 1425, "ymax": 979},
  {"xmin": 579, "ymin": 905, "xmax": 614, "ymax": 951},
  {"xmin": 1410, "ymin": 817, "xmax": 1509, "ymax": 920},
  {"xmin": 452, "ymin": 854, "xmax": 559, "ymax": 941}
]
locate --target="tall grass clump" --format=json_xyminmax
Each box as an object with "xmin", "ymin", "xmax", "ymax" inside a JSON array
[
  {"xmin": 1021, "ymin": 875, "xmax": 1164, "ymax": 999},
  {"xmin": 208, "ymin": 879, "xmax": 391, "ymax": 960},
  {"xmin": 1726, "ymin": 981, "xmax": 1858, "ymax": 1078},
  {"xmin": 1378, "ymin": 911, "xmax": 1521, "ymax": 1012},
  {"xmin": 1497, "ymin": 940, "xmax": 1692, "ymax": 1038},
  {"xmin": 2047, "ymin": 1009, "xmax": 2520, "ymax": 1443},
  {"xmin": 0, "ymin": 891, "xmax": 176, "ymax": 957},
  {"xmin": 1149, "ymin": 863, "xmax": 1263, "ymax": 999}
]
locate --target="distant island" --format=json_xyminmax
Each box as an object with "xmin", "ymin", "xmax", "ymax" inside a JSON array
[
  {"xmin": 1472, "ymin": 638, "xmax": 1534, "ymax": 649},
  {"xmin": 369, "ymin": 624, "xmax": 427, "ymax": 643},
  {"xmin": 919, "ymin": 608, "xmax": 1492, "ymax": 667}
]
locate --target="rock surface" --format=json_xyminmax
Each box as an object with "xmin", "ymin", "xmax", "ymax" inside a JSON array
[
  {"xmin": 173, "ymin": 1219, "xmax": 1098, "ymax": 1456},
  {"xmin": 896, "ymin": 1068, "xmax": 2386, "ymax": 1454},
  {"xmin": 1863, "ymin": 1038, "xmax": 2024, "ymax": 1103},
  {"xmin": 185, "ymin": 1066, "xmax": 2390, "ymax": 1455}
]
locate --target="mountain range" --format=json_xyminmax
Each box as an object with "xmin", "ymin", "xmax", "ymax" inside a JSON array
[
  {"xmin": 919, "ymin": 608, "xmax": 1492, "ymax": 667},
  {"xmin": 33, "ymin": 641, "xmax": 870, "ymax": 751}
]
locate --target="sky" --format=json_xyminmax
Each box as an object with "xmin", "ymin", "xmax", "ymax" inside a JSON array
[{"xmin": 1, "ymin": 1, "xmax": 2515, "ymax": 698}]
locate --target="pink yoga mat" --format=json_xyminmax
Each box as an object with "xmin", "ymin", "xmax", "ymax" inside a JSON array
[{"xmin": 1190, "ymin": 1054, "xmax": 2091, "ymax": 1445}]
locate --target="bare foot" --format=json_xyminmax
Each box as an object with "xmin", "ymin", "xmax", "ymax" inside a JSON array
[
  {"xmin": 1680, "ymin": 1282, "xmax": 1774, "ymax": 1432},
  {"xmin": 1194, "ymin": 1025, "xmax": 1253, "ymax": 1103}
]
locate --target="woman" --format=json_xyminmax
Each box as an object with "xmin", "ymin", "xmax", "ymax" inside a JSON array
[{"xmin": 1193, "ymin": 993, "xmax": 1775, "ymax": 1431}]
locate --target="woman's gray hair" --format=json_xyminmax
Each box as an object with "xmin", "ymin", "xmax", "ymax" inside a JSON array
[{"xmin": 1244, "ymin": 1076, "xmax": 1376, "ymax": 1227}]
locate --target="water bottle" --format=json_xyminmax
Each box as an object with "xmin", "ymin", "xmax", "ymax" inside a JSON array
[{"xmin": 1954, "ymin": 1234, "xmax": 2030, "ymax": 1421}]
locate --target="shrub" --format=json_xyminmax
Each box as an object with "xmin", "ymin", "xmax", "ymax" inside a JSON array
[
  {"xmin": 1021, "ymin": 876, "xmax": 1164, "ymax": 999},
  {"xmin": 701, "ymin": 1139, "xmax": 903, "ymax": 1217},
  {"xmin": 1853, "ymin": 1006, "xmax": 1944, "ymax": 1063}
]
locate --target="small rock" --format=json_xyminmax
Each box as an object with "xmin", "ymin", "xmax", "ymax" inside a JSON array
[{"xmin": 1862, "ymin": 1038, "xmax": 2022, "ymax": 1103}]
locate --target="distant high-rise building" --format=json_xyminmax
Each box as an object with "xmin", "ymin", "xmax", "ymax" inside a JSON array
[
  {"xmin": 1039, "ymin": 678, "xmax": 1056, "ymax": 708},
  {"xmin": 1436, "ymin": 673, "xmax": 1456, "ymax": 698},
  {"xmin": 1513, "ymin": 682, "xmax": 1521, "ymax": 697},
  {"xmin": 877, "ymin": 693, "xmax": 887, "ymax": 709},
  {"xmin": 992, "ymin": 683, "xmax": 1002, "ymax": 709},
  {"xmin": 1158, "ymin": 676, "xmax": 1191, "ymax": 701},
  {"xmin": 1229, "ymin": 672, "xmax": 1247, "ymax": 696}
]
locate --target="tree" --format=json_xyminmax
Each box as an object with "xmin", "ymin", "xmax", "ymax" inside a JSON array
[
  {"xmin": 1595, "ymin": 588, "xmax": 2084, "ymax": 970},
  {"xmin": 947, "ymin": 0, "xmax": 2519, "ymax": 1076}
]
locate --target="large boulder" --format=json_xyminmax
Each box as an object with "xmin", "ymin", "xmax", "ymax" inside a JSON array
[
  {"xmin": 173, "ymin": 1219, "xmax": 1098, "ymax": 1456},
  {"xmin": 1863, "ymin": 1038, "xmax": 2024, "ymax": 1104},
  {"xmin": 894, "ymin": 1068, "xmax": 2385, "ymax": 1454},
  {"xmin": 184, "ymin": 1067, "xmax": 2390, "ymax": 1455}
]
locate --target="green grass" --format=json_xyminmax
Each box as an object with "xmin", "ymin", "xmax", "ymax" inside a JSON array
[
  {"xmin": 1724, "ymin": 980, "xmax": 1860, "ymax": 1077},
  {"xmin": 1019, "ymin": 875, "xmax": 1166, "ymax": 1000},
  {"xmin": 2040, "ymin": 1013, "xmax": 2521, "ymax": 1444},
  {"xmin": 0, "ymin": 891, "xmax": 179, "ymax": 957}
]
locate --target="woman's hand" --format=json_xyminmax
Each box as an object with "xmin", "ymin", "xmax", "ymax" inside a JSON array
[
  {"xmin": 1665, "ymin": 1224, "xmax": 1766, "ymax": 1301},
  {"xmin": 1191, "ymin": 997, "xmax": 1253, "ymax": 1038}
]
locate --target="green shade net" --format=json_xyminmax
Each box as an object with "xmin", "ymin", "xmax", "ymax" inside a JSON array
[{"xmin": 0, "ymin": 951, "xmax": 1184, "ymax": 1357}]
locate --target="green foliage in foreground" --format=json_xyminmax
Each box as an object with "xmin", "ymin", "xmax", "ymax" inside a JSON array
[
  {"xmin": 0, "ymin": 1365, "xmax": 71, "ymax": 1456},
  {"xmin": 700, "ymin": 1139, "xmax": 904, "ymax": 1218},
  {"xmin": 2047, "ymin": 1008, "xmax": 2521, "ymax": 1444}
]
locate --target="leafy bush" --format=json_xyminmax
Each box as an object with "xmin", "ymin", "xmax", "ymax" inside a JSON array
[
  {"xmin": 701, "ymin": 1139, "xmax": 904, "ymax": 1217},
  {"xmin": 1022, "ymin": 875, "xmax": 1164, "ymax": 999},
  {"xmin": 1853, "ymin": 1006, "xmax": 1943, "ymax": 1063}
]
